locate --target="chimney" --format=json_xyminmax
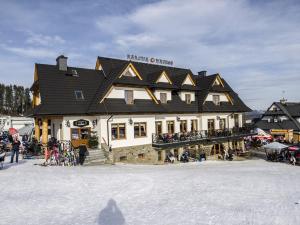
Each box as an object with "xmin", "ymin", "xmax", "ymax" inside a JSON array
[
  {"xmin": 198, "ymin": 70, "xmax": 207, "ymax": 77},
  {"xmin": 280, "ymin": 98, "xmax": 287, "ymax": 105},
  {"xmin": 56, "ymin": 55, "xmax": 68, "ymax": 71}
]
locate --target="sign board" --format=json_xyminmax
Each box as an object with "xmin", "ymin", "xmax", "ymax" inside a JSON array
[
  {"xmin": 127, "ymin": 54, "xmax": 173, "ymax": 66},
  {"xmin": 73, "ymin": 119, "xmax": 89, "ymax": 128}
]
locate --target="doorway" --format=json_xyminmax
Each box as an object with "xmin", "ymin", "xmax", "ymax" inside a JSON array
[{"xmin": 71, "ymin": 127, "xmax": 91, "ymax": 148}]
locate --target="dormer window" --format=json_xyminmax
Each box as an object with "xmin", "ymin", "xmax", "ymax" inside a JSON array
[
  {"xmin": 160, "ymin": 93, "xmax": 167, "ymax": 104},
  {"xmin": 75, "ymin": 90, "xmax": 84, "ymax": 100},
  {"xmin": 72, "ymin": 69, "xmax": 79, "ymax": 77},
  {"xmin": 185, "ymin": 94, "xmax": 191, "ymax": 104},
  {"xmin": 213, "ymin": 95, "xmax": 220, "ymax": 105},
  {"xmin": 125, "ymin": 90, "xmax": 134, "ymax": 104}
]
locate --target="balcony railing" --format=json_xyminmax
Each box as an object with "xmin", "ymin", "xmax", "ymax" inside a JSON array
[{"xmin": 152, "ymin": 127, "xmax": 256, "ymax": 148}]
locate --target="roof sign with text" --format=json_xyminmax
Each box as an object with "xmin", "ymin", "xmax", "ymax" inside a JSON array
[{"xmin": 127, "ymin": 54, "xmax": 173, "ymax": 66}]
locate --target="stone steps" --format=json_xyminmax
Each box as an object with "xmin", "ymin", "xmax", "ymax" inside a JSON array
[{"xmin": 83, "ymin": 149, "xmax": 107, "ymax": 166}]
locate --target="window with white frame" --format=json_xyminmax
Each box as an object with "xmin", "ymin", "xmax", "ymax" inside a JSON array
[{"xmin": 75, "ymin": 90, "xmax": 84, "ymax": 100}]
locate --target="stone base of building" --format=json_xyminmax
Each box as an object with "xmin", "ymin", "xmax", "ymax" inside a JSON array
[{"xmin": 111, "ymin": 139, "xmax": 246, "ymax": 164}]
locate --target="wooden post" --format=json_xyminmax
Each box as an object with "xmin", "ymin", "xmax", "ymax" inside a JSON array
[
  {"xmin": 34, "ymin": 118, "xmax": 40, "ymax": 141},
  {"xmin": 42, "ymin": 118, "xmax": 48, "ymax": 145}
]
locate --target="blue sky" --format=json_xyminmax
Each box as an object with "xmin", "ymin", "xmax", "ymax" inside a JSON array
[{"xmin": 0, "ymin": 0, "xmax": 299, "ymax": 110}]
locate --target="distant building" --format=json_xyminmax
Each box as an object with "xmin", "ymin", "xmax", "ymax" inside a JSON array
[
  {"xmin": 0, "ymin": 115, "xmax": 34, "ymax": 132},
  {"xmin": 255, "ymin": 99, "xmax": 300, "ymax": 143}
]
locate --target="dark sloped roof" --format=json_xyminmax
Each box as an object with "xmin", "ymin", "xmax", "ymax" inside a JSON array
[
  {"xmin": 283, "ymin": 103, "xmax": 300, "ymax": 117},
  {"xmin": 256, "ymin": 120, "xmax": 299, "ymax": 131},
  {"xmin": 31, "ymin": 64, "xmax": 106, "ymax": 115},
  {"xmin": 30, "ymin": 56, "xmax": 251, "ymax": 116},
  {"xmin": 255, "ymin": 101, "xmax": 300, "ymax": 131}
]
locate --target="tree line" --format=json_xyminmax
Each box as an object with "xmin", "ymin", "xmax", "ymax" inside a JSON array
[{"xmin": 0, "ymin": 83, "xmax": 31, "ymax": 116}]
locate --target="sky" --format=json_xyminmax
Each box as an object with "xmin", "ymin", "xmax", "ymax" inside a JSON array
[{"xmin": 0, "ymin": 0, "xmax": 299, "ymax": 110}]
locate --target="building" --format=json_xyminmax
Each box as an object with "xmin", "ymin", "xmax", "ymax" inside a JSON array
[
  {"xmin": 255, "ymin": 99, "xmax": 300, "ymax": 143},
  {"xmin": 28, "ymin": 55, "xmax": 253, "ymax": 163},
  {"xmin": 0, "ymin": 115, "xmax": 34, "ymax": 132}
]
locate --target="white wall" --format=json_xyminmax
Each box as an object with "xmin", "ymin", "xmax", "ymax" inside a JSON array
[
  {"xmin": 107, "ymin": 86, "xmax": 151, "ymax": 100},
  {"xmin": 178, "ymin": 91, "xmax": 195, "ymax": 102},
  {"xmin": 205, "ymin": 93, "xmax": 228, "ymax": 102},
  {"xmin": 200, "ymin": 113, "xmax": 242, "ymax": 130},
  {"xmin": 100, "ymin": 115, "xmax": 155, "ymax": 148},
  {"xmin": 61, "ymin": 116, "xmax": 99, "ymax": 141},
  {"xmin": 100, "ymin": 114, "xmax": 201, "ymax": 148},
  {"xmin": 52, "ymin": 113, "xmax": 244, "ymax": 149},
  {"xmin": 154, "ymin": 90, "xmax": 172, "ymax": 101}
]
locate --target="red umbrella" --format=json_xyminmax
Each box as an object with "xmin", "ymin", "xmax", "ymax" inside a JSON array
[
  {"xmin": 288, "ymin": 146, "xmax": 300, "ymax": 151},
  {"xmin": 8, "ymin": 128, "xmax": 18, "ymax": 136}
]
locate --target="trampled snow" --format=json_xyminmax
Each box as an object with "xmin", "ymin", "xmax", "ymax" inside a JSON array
[{"xmin": 0, "ymin": 158, "xmax": 299, "ymax": 225}]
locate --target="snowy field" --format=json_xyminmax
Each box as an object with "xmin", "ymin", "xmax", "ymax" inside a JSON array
[{"xmin": 0, "ymin": 158, "xmax": 299, "ymax": 225}]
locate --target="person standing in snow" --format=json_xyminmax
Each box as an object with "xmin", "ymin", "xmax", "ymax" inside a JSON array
[{"xmin": 10, "ymin": 135, "xmax": 21, "ymax": 163}]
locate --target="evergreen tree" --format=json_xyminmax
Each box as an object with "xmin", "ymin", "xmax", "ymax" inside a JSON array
[{"xmin": 0, "ymin": 83, "xmax": 31, "ymax": 116}]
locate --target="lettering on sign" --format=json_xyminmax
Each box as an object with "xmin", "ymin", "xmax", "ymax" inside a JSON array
[
  {"xmin": 126, "ymin": 54, "xmax": 174, "ymax": 66},
  {"xmin": 73, "ymin": 119, "xmax": 90, "ymax": 127}
]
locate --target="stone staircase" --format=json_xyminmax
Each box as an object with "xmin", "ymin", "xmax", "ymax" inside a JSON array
[{"xmin": 84, "ymin": 148, "xmax": 107, "ymax": 166}]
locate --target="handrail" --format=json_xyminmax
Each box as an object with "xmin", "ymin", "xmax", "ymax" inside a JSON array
[{"xmin": 152, "ymin": 127, "xmax": 254, "ymax": 144}]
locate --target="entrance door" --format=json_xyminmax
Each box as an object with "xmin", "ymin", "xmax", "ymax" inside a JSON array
[
  {"xmin": 71, "ymin": 127, "xmax": 91, "ymax": 148},
  {"xmin": 208, "ymin": 119, "xmax": 215, "ymax": 136}
]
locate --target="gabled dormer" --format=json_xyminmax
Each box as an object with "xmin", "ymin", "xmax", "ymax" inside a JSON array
[
  {"xmin": 119, "ymin": 63, "xmax": 143, "ymax": 80},
  {"xmin": 212, "ymin": 74, "xmax": 224, "ymax": 87},
  {"xmin": 182, "ymin": 73, "xmax": 196, "ymax": 86},
  {"xmin": 156, "ymin": 70, "xmax": 172, "ymax": 84}
]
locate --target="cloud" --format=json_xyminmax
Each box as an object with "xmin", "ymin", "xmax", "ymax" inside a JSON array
[
  {"xmin": 95, "ymin": 0, "xmax": 300, "ymax": 109},
  {"xmin": 25, "ymin": 32, "xmax": 65, "ymax": 46},
  {"xmin": 1, "ymin": 44, "xmax": 58, "ymax": 58}
]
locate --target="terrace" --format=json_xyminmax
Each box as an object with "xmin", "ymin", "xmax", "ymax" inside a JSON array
[{"xmin": 152, "ymin": 127, "xmax": 256, "ymax": 148}]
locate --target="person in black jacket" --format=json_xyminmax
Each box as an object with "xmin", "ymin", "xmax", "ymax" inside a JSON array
[
  {"xmin": 10, "ymin": 135, "xmax": 21, "ymax": 163},
  {"xmin": 79, "ymin": 145, "xmax": 88, "ymax": 165}
]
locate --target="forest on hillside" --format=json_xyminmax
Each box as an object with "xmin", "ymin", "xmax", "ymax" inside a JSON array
[{"xmin": 0, "ymin": 83, "xmax": 31, "ymax": 116}]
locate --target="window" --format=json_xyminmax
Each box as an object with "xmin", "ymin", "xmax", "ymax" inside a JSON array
[
  {"xmin": 208, "ymin": 119, "xmax": 215, "ymax": 135},
  {"xmin": 125, "ymin": 90, "xmax": 134, "ymax": 104},
  {"xmin": 75, "ymin": 90, "xmax": 84, "ymax": 100},
  {"xmin": 71, "ymin": 128, "xmax": 90, "ymax": 140},
  {"xmin": 160, "ymin": 93, "xmax": 167, "ymax": 104},
  {"xmin": 111, "ymin": 123, "xmax": 126, "ymax": 140},
  {"xmin": 213, "ymin": 95, "xmax": 220, "ymax": 105},
  {"xmin": 234, "ymin": 114, "xmax": 239, "ymax": 127},
  {"xmin": 155, "ymin": 121, "xmax": 162, "ymax": 135},
  {"xmin": 185, "ymin": 94, "xmax": 191, "ymax": 104},
  {"xmin": 191, "ymin": 119, "xmax": 198, "ymax": 132},
  {"xmin": 167, "ymin": 121, "xmax": 175, "ymax": 134},
  {"xmin": 134, "ymin": 122, "xmax": 147, "ymax": 138},
  {"xmin": 138, "ymin": 153, "xmax": 145, "ymax": 159},
  {"xmin": 219, "ymin": 118, "xmax": 226, "ymax": 130},
  {"xmin": 180, "ymin": 120, "xmax": 187, "ymax": 132}
]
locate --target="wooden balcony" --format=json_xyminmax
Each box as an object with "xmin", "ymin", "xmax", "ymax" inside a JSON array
[{"xmin": 152, "ymin": 127, "xmax": 257, "ymax": 149}]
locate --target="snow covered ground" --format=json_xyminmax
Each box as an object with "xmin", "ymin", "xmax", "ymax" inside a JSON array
[{"xmin": 0, "ymin": 158, "xmax": 299, "ymax": 225}]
